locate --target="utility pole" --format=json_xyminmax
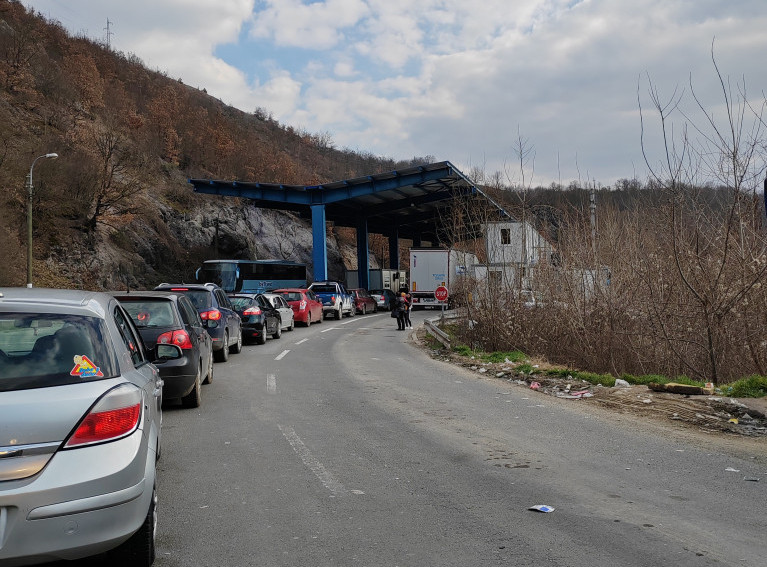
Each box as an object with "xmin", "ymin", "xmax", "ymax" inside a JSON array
[
  {"xmin": 214, "ymin": 217, "xmax": 219, "ymax": 259},
  {"xmin": 104, "ymin": 18, "xmax": 113, "ymax": 49},
  {"xmin": 26, "ymin": 153, "xmax": 59, "ymax": 287}
]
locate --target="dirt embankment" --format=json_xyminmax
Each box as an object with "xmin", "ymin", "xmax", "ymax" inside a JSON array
[{"xmin": 414, "ymin": 328, "xmax": 767, "ymax": 440}]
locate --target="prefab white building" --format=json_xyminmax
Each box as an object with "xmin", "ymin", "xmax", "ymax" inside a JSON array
[{"xmin": 477, "ymin": 221, "xmax": 552, "ymax": 291}]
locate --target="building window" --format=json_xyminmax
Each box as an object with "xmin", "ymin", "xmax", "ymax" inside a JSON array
[{"xmin": 500, "ymin": 228, "xmax": 510, "ymax": 245}]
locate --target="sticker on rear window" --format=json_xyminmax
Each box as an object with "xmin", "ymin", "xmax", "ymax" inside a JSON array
[{"xmin": 70, "ymin": 355, "xmax": 104, "ymax": 378}]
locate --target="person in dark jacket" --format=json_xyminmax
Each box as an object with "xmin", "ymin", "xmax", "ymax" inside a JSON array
[
  {"xmin": 394, "ymin": 292, "xmax": 409, "ymax": 330},
  {"xmin": 404, "ymin": 292, "xmax": 413, "ymax": 329}
]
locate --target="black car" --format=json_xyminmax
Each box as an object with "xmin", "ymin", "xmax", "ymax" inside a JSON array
[
  {"xmin": 113, "ymin": 290, "xmax": 214, "ymax": 408},
  {"xmin": 228, "ymin": 293, "xmax": 282, "ymax": 344},
  {"xmin": 154, "ymin": 283, "xmax": 242, "ymax": 362}
]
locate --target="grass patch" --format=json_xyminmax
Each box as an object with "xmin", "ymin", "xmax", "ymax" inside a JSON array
[
  {"xmin": 721, "ymin": 375, "xmax": 767, "ymax": 398},
  {"xmin": 572, "ymin": 371, "xmax": 615, "ymax": 387},
  {"xmin": 548, "ymin": 368, "xmax": 574, "ymax": 378},
  {"xmin": 481, "ymin": 350, "xmax": 526, "ymax": 364},
  {"xmin": 516, "ymin": 363, "xmax": 537, "ymax": 375},
  {"xmin": 423, "ymin": 334, "xmax": 444, "ymax": 350},
  {"xmin": 452, "ymin": 345, "xmax": 474, "ymax": 357},
  {"xmin": 620, "ymin": 373, "xmax": 665, "ymax": 385}
]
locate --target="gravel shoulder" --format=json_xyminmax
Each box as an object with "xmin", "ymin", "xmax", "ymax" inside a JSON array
[{"xmin": 411, "ymin": 326, "xmax": 767, "ymax": 459}]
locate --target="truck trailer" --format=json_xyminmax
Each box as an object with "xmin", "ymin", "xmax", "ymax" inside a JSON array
[{"xmin": 408, "ymin": 248, "xmax": 478, "ymax": 309}]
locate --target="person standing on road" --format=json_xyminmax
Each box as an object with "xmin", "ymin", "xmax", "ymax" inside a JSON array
[
  {"xmin": 404, "ymin": 292, "xmax": 413, "ymax": 329},
  {"xmin": 394, "ymin": 292, "xmax": 408, "ymax": 331}
]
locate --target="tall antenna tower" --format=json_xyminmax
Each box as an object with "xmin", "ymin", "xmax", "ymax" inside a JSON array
[{"xmin": 104, "ymin": 18, "xmax": 114, "ymax": 49}]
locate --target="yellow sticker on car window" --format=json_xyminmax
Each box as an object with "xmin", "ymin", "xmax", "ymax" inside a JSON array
[{"xmin": 70, "ymin": 355, "xmax": 104, "ymax": 378}]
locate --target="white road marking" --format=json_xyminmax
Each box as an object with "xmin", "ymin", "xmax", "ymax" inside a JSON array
[
  {"xmin": 275, "ymin": 350, "xmax": 290, "ymax": 360},
  {"xmin": 295, "ymin": 338, "xmax": 308, "ymax": 345},
  {"xmin": 267, "ymin": 374, "xmax": 276, "ymax": 394},
  {"xmin": 278, "ymin": 425, "xmax": 346, "ymax": 496},
  {"xmin": 320, "ymin": 327, "xmax": 338, "ymax": 333}
]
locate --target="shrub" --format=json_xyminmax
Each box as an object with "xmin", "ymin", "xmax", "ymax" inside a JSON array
[{"xmin": 722, "ymin": 375, "xmax": 767, "ymax": 398}]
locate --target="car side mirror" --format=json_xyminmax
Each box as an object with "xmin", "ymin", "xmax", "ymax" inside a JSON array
[{"xmin": 155, "ymin": 344, "xmax": 183, "ymax": 361}]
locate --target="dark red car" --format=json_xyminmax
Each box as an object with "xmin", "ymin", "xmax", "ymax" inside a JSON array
[
  {"xmin": 349, "ymin": 288, "xmax": 378, "ymax": 315},
  {"xmin": 273, "ymin": 288, "xmax": 323, "ymax": 326}
]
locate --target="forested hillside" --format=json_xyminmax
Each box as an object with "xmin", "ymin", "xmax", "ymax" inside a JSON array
[{"xmin": 0, "ymin": 0, "xmax": 430, "ymax": 289}]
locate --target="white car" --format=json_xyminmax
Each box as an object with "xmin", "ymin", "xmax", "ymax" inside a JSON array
[
  {"xmin": 0, "ymin": 288, "xmax": 172, "ymax": 566},
  {"xmin": 262, "ymin": 292, "xmax": 295, "ymax": 332}
]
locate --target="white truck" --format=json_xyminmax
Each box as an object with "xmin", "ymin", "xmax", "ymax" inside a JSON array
[{"xmin": 408, "ymin": 248, "xmax": 478, "ymax": 309}]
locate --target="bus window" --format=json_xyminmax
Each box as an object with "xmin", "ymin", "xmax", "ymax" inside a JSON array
[{"xmin": 195, "ymin": 260, "xmax": 307, "ymax": 293}]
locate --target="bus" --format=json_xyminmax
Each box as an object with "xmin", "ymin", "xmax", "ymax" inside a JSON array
[{"xmin": 195, "ymin": 260, "xmax": 307, "ymax": 294}]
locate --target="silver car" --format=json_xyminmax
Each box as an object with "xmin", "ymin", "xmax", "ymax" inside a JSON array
[{"xmin": 0, "ymin": 288, "xmax": 170, "ymax": 566}]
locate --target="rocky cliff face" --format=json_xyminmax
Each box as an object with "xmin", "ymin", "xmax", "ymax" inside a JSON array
[{"xmin": 33, "ymin": 178, "xmax": 353, "ymax": 291}]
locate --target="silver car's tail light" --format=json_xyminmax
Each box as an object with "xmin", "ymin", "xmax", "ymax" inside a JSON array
[{"xmin": 63, "ymin": 384, "xmax": 143, "ymax": 448}]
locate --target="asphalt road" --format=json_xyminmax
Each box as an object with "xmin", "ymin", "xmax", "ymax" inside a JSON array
[{"xmin": 49, "ymin": 309, "xmax": 767, "ymax": 566}]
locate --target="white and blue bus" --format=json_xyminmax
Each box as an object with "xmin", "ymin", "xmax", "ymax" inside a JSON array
[{"xmin": 195, "ymin": 260, "xmax": 307, "ymax": 294}]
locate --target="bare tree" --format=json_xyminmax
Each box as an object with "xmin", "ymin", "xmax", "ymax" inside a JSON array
[{"xmin": 639, "ymin": 44, "xmax": 767, "ymax": 383}]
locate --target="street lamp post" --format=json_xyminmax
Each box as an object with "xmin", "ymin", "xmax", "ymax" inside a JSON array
[{"xmin": 26, "ymin": 152, "xmax": 58, "ymax": 288}]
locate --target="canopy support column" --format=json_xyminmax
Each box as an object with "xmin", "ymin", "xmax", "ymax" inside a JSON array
[
  {"xmin": 356, "ymin": 217, "xmax": 370, "ymax": 289},
  {"xmin": 388, "ymin": 226, "xmax": 399, "ymax": 271},
  {"xmin": 311, "ymin": 204, "xmax": 327, "ymax": 282}
]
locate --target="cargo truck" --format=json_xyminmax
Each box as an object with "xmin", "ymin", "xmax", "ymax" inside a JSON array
[{"xmin": 408, "ymin": 248, "xmax": 478, "ymax": 309}]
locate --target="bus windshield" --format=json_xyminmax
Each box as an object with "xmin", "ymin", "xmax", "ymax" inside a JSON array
[{"xmin": 195, "ymin": 260, "xmax": 307, "ymax": 293}]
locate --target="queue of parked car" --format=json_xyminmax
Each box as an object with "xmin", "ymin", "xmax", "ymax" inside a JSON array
[{"xmin": 0, "ymin": 279, "xmax": 396, "ymax": 566}]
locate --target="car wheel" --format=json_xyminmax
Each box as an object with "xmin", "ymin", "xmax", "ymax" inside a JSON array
[
  {"xmin": 181, "ymin": 369, "xmax": 201, "ymax": 408},
  {"xmin": 335, "ymin": 309, "xmax": 341, "ymax": 320},
  {"xmin": 214, "ymin": 331, "xmax": 229, "ymax": 362},
  {"xmin": 203, "ymin": 353, "xmax": 214, "ymax": 384},
  {"xmin": 287, "ymin": 317, "xmax": 294, "ymax": 331},
  {"xmin": 273, "ymin": 320, "xmax": 282, "ymax": 339},
  {"xmin": 316, "ymin": 311, "xmax": 322, "ymax": 324},
  {"xmin": 108, "ymin": 484, "xmax": 157, "ymax": 567},
  {"xmin": 361, "ymin": 304, "xmax": 366, "ymax": 315},
  {"xmin": 230, "ymin": 328, "xmax": 242, "ymax": 354},
  {"xmin": 305, "ymin": 312, "xmax": 312, "ymax": 327},
  {"xmin": 256, "ymin": 329, "xmax": 266, "ymax": 345}
]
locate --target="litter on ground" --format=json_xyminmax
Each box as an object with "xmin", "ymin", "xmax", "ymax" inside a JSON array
[{"xmin": 528, "ymin": 505, "xmax": 555, "ymax": 513}]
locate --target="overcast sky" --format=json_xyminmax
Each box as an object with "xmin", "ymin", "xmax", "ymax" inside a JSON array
[{"xmin": 23, "ymin": 0, "xmax": 767, "ymax": 187}]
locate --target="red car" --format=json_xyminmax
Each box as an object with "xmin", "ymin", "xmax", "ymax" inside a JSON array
[
  {"xmin": 273, "ymin": 288, "xmax": 323, "ymax": 326},
  {"xmin": 349, "ymin": 288, "xmax": 378, "ymax": 315}
]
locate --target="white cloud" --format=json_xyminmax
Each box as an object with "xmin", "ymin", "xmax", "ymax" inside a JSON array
[
  {"xmin": 249, "ymin": 0, "xmax": 369, "ymax": 49},
  {"xmin": 252, "ymin": 71, "xmax": 303, "ymax": 117},
  {"xmin": 23, "ymin": 0, "xmax": 767, "ymax": 185}
]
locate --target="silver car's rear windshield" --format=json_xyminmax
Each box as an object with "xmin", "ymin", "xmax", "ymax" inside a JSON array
[{"xmin": 0, "ymin": 313, "xmax": 118, "ymax": 392}]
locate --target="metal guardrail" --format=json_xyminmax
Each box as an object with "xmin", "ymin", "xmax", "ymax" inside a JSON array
[{"xmin": 423, "ymin": 309, "xmax": 461, "ymax": 348}]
